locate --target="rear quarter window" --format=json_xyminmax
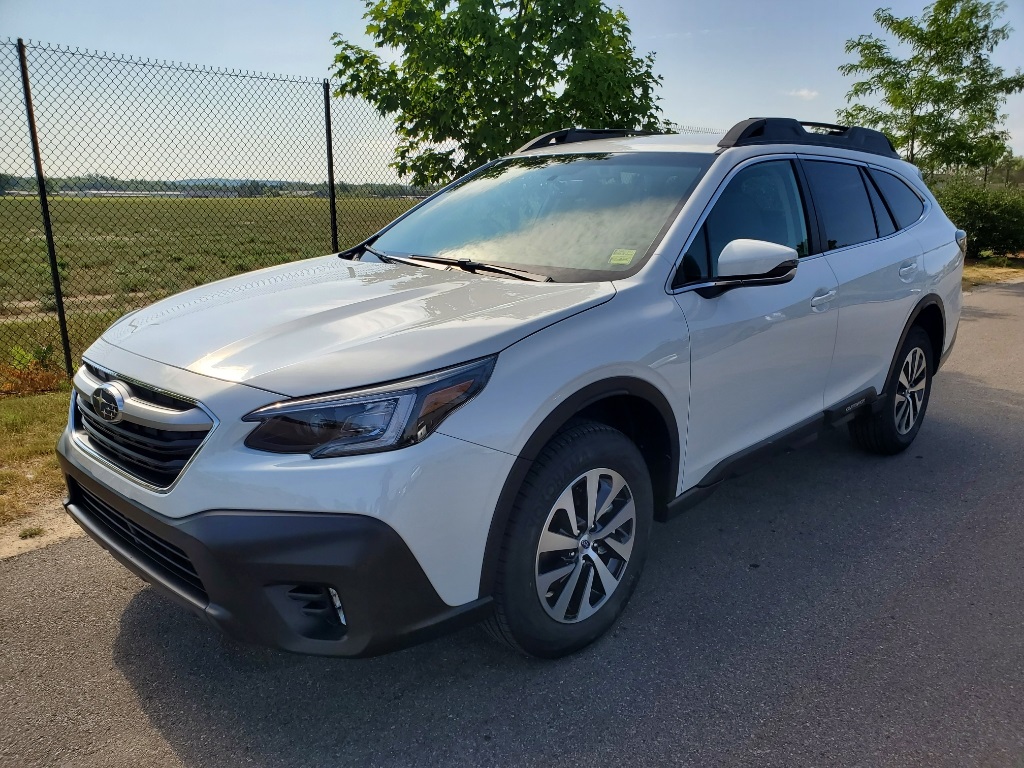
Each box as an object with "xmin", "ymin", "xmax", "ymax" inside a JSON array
[
  {"xmin": 868, "ymin": 169, "xmax": 925, "ymax": 229},
  {"xmin": 863, "ymin": 170, "xmax": 897, "ymax": 238}
]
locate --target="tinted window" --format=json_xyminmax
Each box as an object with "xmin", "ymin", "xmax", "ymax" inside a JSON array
[
  {"xmin": 681, "ymin": 160, "xmax": 809, "ymax": 281},
  {"xmin": 870, "ymin": 169, "xmax": 925, "ymax": 229},
  {"xmin": 864, "ymin": 169, "xmax": 896, "ymax": 237},
  {"xmin": 680, "ymin": 225, "xmax": 709, "ymax": 283},
  {"xmin": 803, "ymin": 161, "xmax": 877, "ymax": 250}
]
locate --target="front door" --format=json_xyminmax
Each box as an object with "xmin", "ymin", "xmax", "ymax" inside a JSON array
[{"xmin": 673, "ymin": 158, "xmax": 839, "ymax": 488}]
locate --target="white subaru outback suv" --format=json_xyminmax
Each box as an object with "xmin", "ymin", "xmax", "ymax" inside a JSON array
[{"xmin": 58, "ymin": 118, "xmax": 964, "ymax": 658}]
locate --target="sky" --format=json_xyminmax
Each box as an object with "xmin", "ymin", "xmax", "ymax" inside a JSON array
[{"xmin": 2, "ymin": 0, "xmax": 1023, "ymax": 180}]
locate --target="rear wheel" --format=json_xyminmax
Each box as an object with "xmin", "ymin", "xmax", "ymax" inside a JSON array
[
  {"xmin": 849, "ymin": 325, "xmax": 934, "ymax": 455},
  {"xmin": 485, "ymin": 420, "xmax": 652, "ymax": 658}
]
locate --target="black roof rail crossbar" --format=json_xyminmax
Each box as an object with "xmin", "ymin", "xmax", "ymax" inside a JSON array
[
  {"xmin": 515, "ymin": 127, "xmax": 655, "ymax": 154},
  {"xmin": 718, "ymin": 118, "xmax": 899, "ymax": 160}
]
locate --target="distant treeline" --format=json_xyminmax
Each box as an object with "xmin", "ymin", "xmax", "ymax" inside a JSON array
[{"xmin": 0, "ymin": 173, "xmax": 430, "ymax": 198}]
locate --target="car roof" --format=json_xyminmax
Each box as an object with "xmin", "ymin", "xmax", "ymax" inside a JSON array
[
  {"xmin": 512, "ymin": 130, "xmax": 921, "ymax": 182},
  {"xmin": 515, "ymin": 118, "xmax": 902, "ymax": 164},
  {"xmin": 516, "ymin": 132, "xmax": 723, "ymax": 156}
]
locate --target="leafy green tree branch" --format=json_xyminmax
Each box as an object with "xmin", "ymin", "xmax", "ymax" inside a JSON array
[{"xmin": 331, "ymin": 0, "xmax": 669, "ymax": 186}]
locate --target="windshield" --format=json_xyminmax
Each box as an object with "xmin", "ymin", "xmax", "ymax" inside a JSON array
[{"xmin": 371, "ymin": 152, "xmax": 715, "ymax": 282}]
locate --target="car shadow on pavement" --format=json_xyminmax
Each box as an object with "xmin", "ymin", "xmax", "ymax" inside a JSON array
[
  {"xmin": 959, "ymin": 304, "xmax": 1010, "ymax": 323},
  {"xmin": 111, "ymin": 372, "xmax": 1013, "ymax": 766}
]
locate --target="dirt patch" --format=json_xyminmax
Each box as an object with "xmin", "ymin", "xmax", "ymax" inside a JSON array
[{"xmin": 0, "ymin": 497, "xmax": 82, "ymax": 560}]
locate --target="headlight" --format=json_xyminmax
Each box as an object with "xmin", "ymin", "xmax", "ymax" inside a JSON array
[{"xmin": 242, "ymin": 356, "xmax": 496, "ymax": 458}]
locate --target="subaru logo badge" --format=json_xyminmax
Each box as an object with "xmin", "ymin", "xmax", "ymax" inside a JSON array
[{"xmin": 92, "ymin": 382, "xmax": 128, "ymax": 423}]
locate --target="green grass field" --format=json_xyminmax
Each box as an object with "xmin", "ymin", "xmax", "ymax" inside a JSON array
[
  {"xmin": 0, "ymin": 391, "xmax": 70, "ymax": 526},
  {"xmin": 0, "ymin": 195, "xmax": 415, "ymax": 387}
]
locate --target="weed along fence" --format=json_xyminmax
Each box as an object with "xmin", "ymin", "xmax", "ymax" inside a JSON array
[{"xmin": 0, "ymin": 38, "xmax": 419, "ymax": 393}]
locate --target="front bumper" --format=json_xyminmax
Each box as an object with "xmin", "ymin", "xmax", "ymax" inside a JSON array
[{"xmin": 59, "ymin": 455, "xmax": 491, "ymax": 657}]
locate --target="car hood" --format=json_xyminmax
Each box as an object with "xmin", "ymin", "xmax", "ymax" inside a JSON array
[{"xmin": 101, "ymin": 256, "xmax": 615, "ymax": 396}]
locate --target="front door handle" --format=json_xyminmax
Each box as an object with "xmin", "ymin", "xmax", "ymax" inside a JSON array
[{"xmin": 810, "ymin": 289, "xmax": 837, "ymax": 308}]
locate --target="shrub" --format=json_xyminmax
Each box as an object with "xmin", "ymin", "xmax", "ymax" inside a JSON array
[
  {"xmin": 9, "ymin": 344, "xmax": 55, "ymax": 371},
  {"xmin": 0, "ymin": 362, "xmax": 65, "ymax": 394},
  {"xmin": 1, "ymin": 344, "xmax": 64, "ymax": 394},
  {"xmin": 934, "ymin": 179, "xmax": 1024, "ymax": 258}
]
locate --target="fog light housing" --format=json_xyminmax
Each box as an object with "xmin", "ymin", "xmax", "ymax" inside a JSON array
[{"xmin": 266, "ymin": 583, "xmax": 348, "ymax": 641}]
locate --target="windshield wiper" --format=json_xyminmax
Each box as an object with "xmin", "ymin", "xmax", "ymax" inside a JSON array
[
  {"xmin": 360, "ymin": 244, "xmax": 403, "ymax": 266},
  {"xmin": 362, "ymin": 244, "xmax": 552, "ymax": 282},
  {"xmin": 402, "ymin": 254, "xmax": 553, "ymax": 282}
]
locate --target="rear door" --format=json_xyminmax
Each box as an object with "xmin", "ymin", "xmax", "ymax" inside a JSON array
[
  {"xmin": 800, "ymin": 159, "xmax": 926, "ymax": 406},
  {"xmin": 673, "ymin": 157, "xmax": 839, "ymax": 487}
]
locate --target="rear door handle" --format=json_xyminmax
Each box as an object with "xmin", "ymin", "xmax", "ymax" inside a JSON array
[
  {"xmin": 810, "ymin": 289, "xmax": 837, "ymax": 308},
  {"xmin": 899, "ymin": 261, "xmax": 918, "ymax": 279}
]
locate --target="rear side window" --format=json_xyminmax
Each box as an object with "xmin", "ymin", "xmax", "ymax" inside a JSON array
[
  {"xmin": 869, "ymin": 169, "xmax": 925, "ymax": 229},
  {"xmin": 803, "ymin": 161, "xmax": 877, "ymax": 251}
]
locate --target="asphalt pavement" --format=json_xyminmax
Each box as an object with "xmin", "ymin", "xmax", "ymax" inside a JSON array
[{"xmin": 2, "ymin": 281, "xmax": 1024, "ymax": 767}]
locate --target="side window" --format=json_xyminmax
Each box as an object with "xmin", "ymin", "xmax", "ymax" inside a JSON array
[
  {"xmin": 863, "ymin": 168, "xmax": 897, "ymax": 238},
  {"xmin": 803, "ymin": 161, "xmax": 877, "ymax": 250},
  {"xmin": 681, "ymin": 160, "xmax": 810, "ymax": 281},
  {"xmin": 869, "ymin": 169, "xmax": 925, "ymax": 229}
]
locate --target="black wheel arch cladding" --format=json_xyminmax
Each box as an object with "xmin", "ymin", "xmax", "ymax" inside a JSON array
[{"xmin": 477, "ymin": 377, "xmax": 679, "ymax": 598}]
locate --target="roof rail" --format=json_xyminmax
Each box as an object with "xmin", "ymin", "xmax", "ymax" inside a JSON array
[
  {"xmin": 515, "ymin": 128, "xmax": 655, "ymax": 154},
  {"xmin": 718, "ymin": 118, "xmax": 899, "ymax": 160}
]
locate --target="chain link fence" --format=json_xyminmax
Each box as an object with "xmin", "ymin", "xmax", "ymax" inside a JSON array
[
  {"xmin": 1, "ymin": 38, "xmax": 421, "ymax": 393},
  {"xmin": 2, "ymin": 37, "xmax": 721, "ymax": 396}
]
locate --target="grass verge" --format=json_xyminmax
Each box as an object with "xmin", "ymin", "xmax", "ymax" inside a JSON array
[
  {"xmin": 0, "ymin": 391, "xmax": 70, "ymax": 526},
  {"xmin": 962, "ymin": 255, "xmax": 1024, "ymax": 291}
]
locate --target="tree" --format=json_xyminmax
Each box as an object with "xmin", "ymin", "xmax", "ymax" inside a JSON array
[
  {"xmin": 837, "ymin": 0, "xmax": 1024, "ymax": 175},
  {"xmin": 331, "ymin": 0, "xmax": 668, "ymax": 186},
  {"xmin": 990, "ymin": 150, "xmax": 1024, "ymax": 186},
  {"xmin": 236, "ymin": 180, "xmax": 266, "ymax": 198}
]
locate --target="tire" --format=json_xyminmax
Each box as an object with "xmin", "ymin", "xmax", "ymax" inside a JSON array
[
  {"xmin": 484, "ymin": 420, "xmax": 653, "ymax": 658},
  {"xmin": 849, "ymin": 325, "xmax": 934, "ymax": 455}
]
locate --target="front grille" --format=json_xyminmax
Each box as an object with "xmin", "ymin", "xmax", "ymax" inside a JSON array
[
  {"xmin": 72, "ymin": 365, "xmax": 213, "ymax": 489},
  {"xmin": 75, "ymin": 395, "xmax": 209, "ymax": 487},
  {"xmin": 72, "ymin": 480, "xmax": 208, "ymax": 602}
]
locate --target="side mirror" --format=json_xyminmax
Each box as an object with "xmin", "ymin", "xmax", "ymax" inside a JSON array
[
  {"xmin": 697, "ymin": 239, "xmax": 799, "ymax": 297},
  {"xmin": 718, "ymin": 239, "xmax": 799, "ymax": 279}
]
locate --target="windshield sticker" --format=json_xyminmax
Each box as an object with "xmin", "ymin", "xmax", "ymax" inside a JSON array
[{"xmin": 609, "ymin": 249, "xmax": 636, "ymax": 265}]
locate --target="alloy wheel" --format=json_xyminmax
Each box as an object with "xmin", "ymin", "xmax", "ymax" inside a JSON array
[
  {"xmin": 894, "ymin": 346, "xmax": 927, "ymax": 435},
  {"xmin": 534, "ymin": 468, "xmax": 636, "ymax": 624}
]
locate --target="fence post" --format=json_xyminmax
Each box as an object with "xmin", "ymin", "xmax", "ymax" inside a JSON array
[
  {"xmin": 17, "ymin": 38, "xmax": 74, "ymax": 379},
  {"xmin": 323, "ymin": 79, "xmax": 339, "ymax": 253}
]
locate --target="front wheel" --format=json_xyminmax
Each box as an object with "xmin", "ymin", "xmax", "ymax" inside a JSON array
[
  {"xmin": 849, "ymin": 325, "xmax": 934, "ymax": 455},
  {"xmin": 485, "ymin": 420, "xmax": 653, "ymax": 658}
]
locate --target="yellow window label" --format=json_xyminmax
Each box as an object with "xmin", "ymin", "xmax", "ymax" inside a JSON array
[{"xmin": 609, "ymin": 249, "xmax": 636, "ymax": 265}]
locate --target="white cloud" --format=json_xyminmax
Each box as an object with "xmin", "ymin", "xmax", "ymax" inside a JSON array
[{"xmin": 786, "ymin": 88, "xmax": 820, "ymax": 101}]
